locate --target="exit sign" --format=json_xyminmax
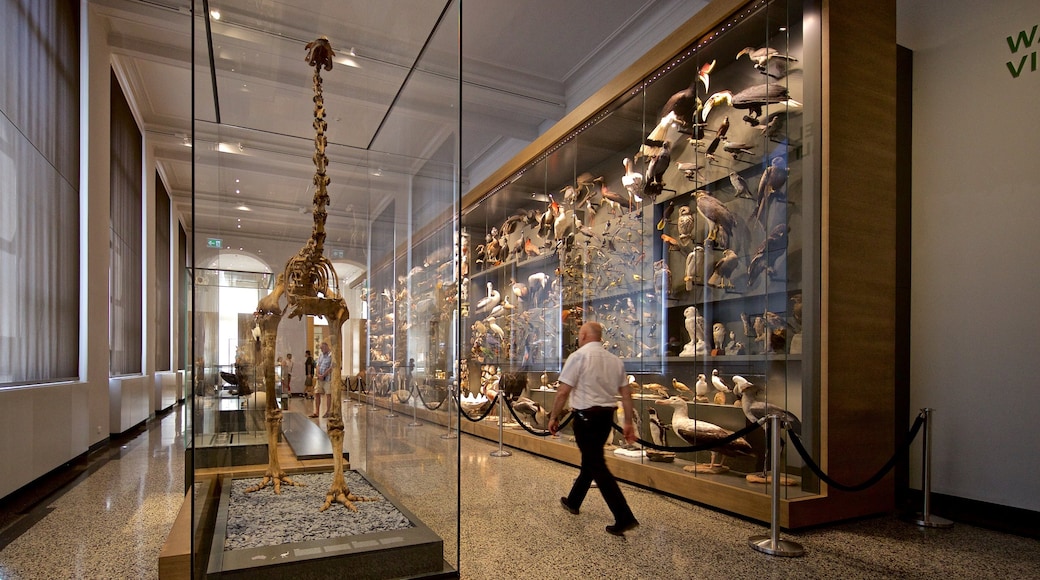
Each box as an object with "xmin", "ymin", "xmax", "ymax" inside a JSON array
[{"xmin": 207, "ymin": 238, "xmax": 222, "ymax": 248}]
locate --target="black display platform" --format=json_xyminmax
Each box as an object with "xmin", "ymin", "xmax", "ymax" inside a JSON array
[
  {"xmin": 207, "ymin": 471, "xmax": 449, "ymax": 579},
  {"xmin": 282, "ymin": 411, "xmax": 350, "ymax": 460}
]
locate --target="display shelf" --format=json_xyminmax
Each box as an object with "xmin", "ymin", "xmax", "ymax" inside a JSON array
[{"xmin": 459, "ymin": 0, "xmax": 899, "ymax": 528}]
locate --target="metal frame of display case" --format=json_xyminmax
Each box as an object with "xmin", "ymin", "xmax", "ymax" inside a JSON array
[{"xmin": 458, "ymin": 0, "xmax": 897, "ymax": 529}]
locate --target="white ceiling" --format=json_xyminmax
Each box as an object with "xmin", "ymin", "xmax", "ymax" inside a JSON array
[{"xmin": 95, "ymin": 0, "xmax": 708, "ymax": 265}]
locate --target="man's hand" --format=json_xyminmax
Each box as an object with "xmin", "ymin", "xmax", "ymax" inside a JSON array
[
  {"xmin": 623, "ymin": 420, "xmax": 637, "ymax": 444},
  {"xmin": 548, "ymin": 416, "xmax": 560, "ymax": 436}
]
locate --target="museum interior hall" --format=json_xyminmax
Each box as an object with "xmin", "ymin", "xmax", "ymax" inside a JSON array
[{"xmin": 1, "ymin": 0, "xmax": 1037, "ymax": 578}]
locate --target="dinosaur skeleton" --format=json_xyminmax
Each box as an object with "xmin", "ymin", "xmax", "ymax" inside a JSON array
[{"xmin": 244, "ymin": 37, "xmax": 374, "ymax": 511}]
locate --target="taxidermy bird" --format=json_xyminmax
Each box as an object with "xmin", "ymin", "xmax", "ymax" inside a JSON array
[
  {"xmin": 677, "ymin": 162, "xmax": 704, "ymax": 182},
  {"xmin": 643, "ymin": 382, "xmax": 670, "ymax": 398},
  {"xmin": 710, "ymin": 368, "xmax": 730, "ymax": 405},
  {"xmin": 660, "ymin": 233, "xmax": 682, "ymax": 252},
  {"xmin": 730, "ymin": 171, "xmax": 752, "ymax": 199},
  {"xmin": 644, "ymin": 141, "xmax": 671, "ymax": 200},
  {"xmin": 527, "ymin": 272, "xmax": 549, "ymax": 305},
  {"xmin": 676, "ymin": 206, "xmax": 695, "ymax": 240},
  {"xmin": 510, "ymin": 278, "xmax": 528, "ymax": 303},
  {"xmin": 684, "ymin": 245, "xmax": 704, "ymax": 290},
  {"xmin": 523, "ymin": 237, "xmax": 540, "ymax": 257},
  {"xmin": 707, "ymin": 248, "xmax": 740, "ymax": 289},
  {"xmin": 475, "ymin": 282, "xmax": 501, "ymax": 314},
  {"xmin": 723, "ymin": 140, "xmax": 755, "ymax": 160},
  {"xmin": 736, "ymin": 46, "xmax": 798, "ymax": 78},
  {"xmin": 672, "ymin": 378, "xmax": 692, "ymax": 399},
  {"xmin": 703, "ymin": 84, "xmax": 802, "ymax": 121},
  {"xmin": 789, "ymin": 292, "xmax": 803, "ymax": 331},
  {"xmin": 621, "ymin": 158, "xmax": 645, "ymax": 200},
  {"xmin": 693, "ymin": 190, "xmax": 737, "ymax": 250},
  {"xmin": 657, "ymin": 200, "xmax": 676, "ymax": 231},
  {"xmin": 695, "ymin": 373, "xmax": 709, "ymax": 402},
  {"xmin": 753, "ymin": 156, "xmax": 789, "ymax": 228},
  {"xmin": 733, "ymin": 375, "xmax": 802, "ymax": 431},
  {"xmin": 713, "ymin": 322, "xmax": 726, "ymax": 352},
  {"xmin": 655, "ymin": 396, "xmax": 753, "ymax": 471},
  {"xmin": 512, "ymin": 397, "xmax": 545, "ymax": 429},
  {"xmin": 732, "ymin": 375, "xmax": 802, "ymax": 475},
  {"xmin": 756, "ymin": 110, "xmax": 787, "ymax": 141},
  {"xmin": 647, "ymin": 407, "xmax": 668, "ymax": 447},
  {"xmin": 747, "ymin": 224, "xmax": 789, "ymax": 288}
]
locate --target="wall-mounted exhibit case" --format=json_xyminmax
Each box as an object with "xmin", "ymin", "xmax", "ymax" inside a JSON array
[
  {"xmin": 187, "ymin": 3, "xmax": 462, "ymax": 578},
  {"xmin": 457, "ymin": 0, "xmax": 897, "ymax": 529}
]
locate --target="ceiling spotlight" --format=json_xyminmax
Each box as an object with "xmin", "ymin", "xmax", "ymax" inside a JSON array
[
  {"xmin": 235, "ymin": 178, "xmax": 240, "ymax": 183},
  {"xmin": 349, "ymin": 47, "xmax": 356, "ymax": 57},
  {"xmin": 210, "ymin": 10, "xmax": 221, "ymax": 21},
  {"xmin": 370, "ymin": 168, "xmax": 383, "ymax": 177},
  {"xmin": 236, "ymin": 205, "xmax": 251, "ymax": 211},
  {"xmin": 182, "ymin": 137, "xmax": 192, "ymax": 147}
]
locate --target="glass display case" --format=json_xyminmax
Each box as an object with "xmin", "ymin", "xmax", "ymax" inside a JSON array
[
  {"xmin": 455, "ymin": 0, "xmax": 897, "ymax": 528},
  {"xmin": 188, "ymin": 1, "xmax": 461, "ymax": 577}
]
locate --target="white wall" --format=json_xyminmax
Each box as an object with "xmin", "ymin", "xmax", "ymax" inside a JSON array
[{"xmin": 899, "ymin": 0, "xmax": 1040, "ymax": 511}]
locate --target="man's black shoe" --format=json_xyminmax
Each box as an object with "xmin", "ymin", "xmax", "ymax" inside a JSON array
[
  {"xmin": 605, "ymin": 519, "xmax": 639, "ymax": 536},
  {"xmin": 559, "ymin": 497, "xmax": 579, "ymax": 515}
]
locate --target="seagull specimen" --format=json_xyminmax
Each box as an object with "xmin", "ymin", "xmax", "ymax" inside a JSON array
[
  {"xmin": 736, "ymin": 46, "xmax": 798, "ymax": 78},
  {"xmin": 703, "ymin": 84, "xmax": 802, "ymax": 121},
  {"xmin": 655, "ymin": 396, "xmax": 753, "ymax": 472},
  {"xmin": 747, "ymin": 224, "xmax": 789, "ymax": 288}
]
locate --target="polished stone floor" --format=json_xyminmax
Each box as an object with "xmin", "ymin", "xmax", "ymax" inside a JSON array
[{"xmin": 0, "ymin": 397, "xmax": 1038, "ymax": 579}]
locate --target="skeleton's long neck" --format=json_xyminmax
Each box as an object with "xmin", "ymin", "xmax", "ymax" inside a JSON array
[{"xmin": 310, "ymin": 65, "xmax": 329, "ymax": 257}]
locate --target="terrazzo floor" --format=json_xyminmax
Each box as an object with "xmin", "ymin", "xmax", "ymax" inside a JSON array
[{"xmin": 0, "ymin": 397, "xmax": 1038, "ymax": 579}]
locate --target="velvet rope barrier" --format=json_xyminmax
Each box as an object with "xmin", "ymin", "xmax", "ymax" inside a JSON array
[
  {"xmin": 502, "ymin": 396, "xmax": 552, "ymax": 436},
  {"xmin": 788, "ymin": 410, "xmax": 926, "ymax": 492},
  {"xmin": 413, "ymin": 380, "xmax": 447, "ymax": 411},
  {"xmin": 455, "ymin": 391, "xmax": 501, "ymax": 422}
]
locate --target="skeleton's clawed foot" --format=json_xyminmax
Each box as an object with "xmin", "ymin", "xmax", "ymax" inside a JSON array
[
  {"xmin": 320, "ymin": 489, "xmax": 377, "ymax": 512},
  {"xmin": 244, "ymin": 473, "xmax": 306, "ymax": 494}
]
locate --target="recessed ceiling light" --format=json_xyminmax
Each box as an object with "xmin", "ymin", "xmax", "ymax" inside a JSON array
[
  {"xmin": 210, "ymin": 10, "xmax": 220, "ymax": 21},
  {"xmin": 237, "ymin": 205, "xmax": 251, "ymax": 211},
  {"xmin": 235, "ymin": 179, "xmax": 240, "ymax": 183}
]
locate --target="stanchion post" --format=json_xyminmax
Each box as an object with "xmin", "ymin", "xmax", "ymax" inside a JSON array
[
  {"xmin": 386, "ymin": 375, "xmax": 398, "ymax": 418},
  {"xmin": 408, "ymin": 380, "xmax": 421, "ymax": 427},
  {"xmin": 490, "ymin": 391, "xmax": 511, "ymax": 457},
  {"xmin": 441, "ymin": 380, "xmax": 458, "ymax": 440},
  {"xmin": 908, "ymin": 407, "xmax": 953, "ymax": 528},
  {"xmin": 749, "ymin": 414, "xmax": 804, "ymax": 557}
]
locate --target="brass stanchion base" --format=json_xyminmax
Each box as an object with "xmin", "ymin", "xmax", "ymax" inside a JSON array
[
  {"xmin": 905, "ymin": 513, "xmax": 954, "ymax": 528},
  {"xmin": 749, "ymin": 535, "xmax": 805, "ymax": 557},
  {"xmin": 439, "ymin": 432, "xmax": 457, "ymax": 439},
  {"xmin": 490, "ymin": 449, "xmax": 512, "ymax": 457}
]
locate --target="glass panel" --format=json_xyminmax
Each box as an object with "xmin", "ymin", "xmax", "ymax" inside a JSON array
[
  {"xmin": 191, "ymin": 1, "xmax": 460, "ymax": 576},
  {"xmin": 458, "ymin": 0, "xmax": 819, "ymax": 514}
]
